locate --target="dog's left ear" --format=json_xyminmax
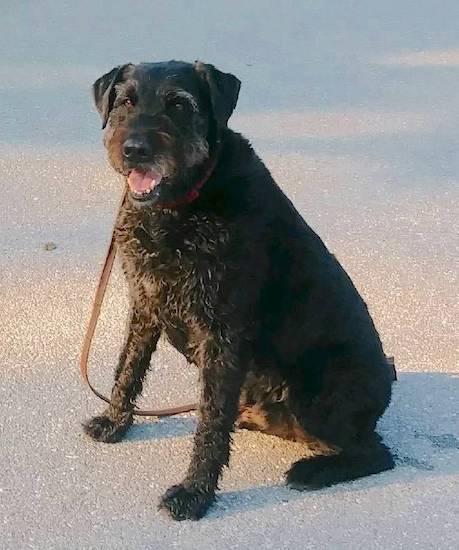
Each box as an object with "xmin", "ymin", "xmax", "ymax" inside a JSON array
[
  {"xmin": 194, "ymin": 61, "xmax": 241, "ymax": 127},
  {"xmin": 92, "ymin": 63, "xmax": 132, "ymax": 129}
]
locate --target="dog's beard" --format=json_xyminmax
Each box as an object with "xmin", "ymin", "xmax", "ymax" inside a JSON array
[{"xmin": 152, "ymin": 153, "xmax": 177, "ymax": 178}]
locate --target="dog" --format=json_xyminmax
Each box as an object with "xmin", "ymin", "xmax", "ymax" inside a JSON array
[{"xmin": 84, "ymin": 60, "xmax": 396, "ymax": 520}]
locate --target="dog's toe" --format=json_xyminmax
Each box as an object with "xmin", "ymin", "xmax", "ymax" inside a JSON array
[
  {"xmin": 83, "ymin": 413, "xmax": 132, "ymax": 443},
  {"xmin": 158, "ymin": 484, "xmax": 214, "ymax": 521}
]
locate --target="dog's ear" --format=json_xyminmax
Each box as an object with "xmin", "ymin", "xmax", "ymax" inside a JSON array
[
  {"xmin": 92, "ymin": 64, "xmax": 132, "ymax": 129},
  {"xmin": 194, "ymin": 61, "xmax": 241, "ymax": 127}
]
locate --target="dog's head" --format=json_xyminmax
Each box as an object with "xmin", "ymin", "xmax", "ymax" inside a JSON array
[{"xmin": 92, "ymin": 60, "xmax": 240, "ymax": 207}]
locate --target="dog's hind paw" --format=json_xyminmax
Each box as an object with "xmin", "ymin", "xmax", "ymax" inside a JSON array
[
  {"xmin": 158, "ymin": 484, "xmax": 215, "ymax": 521},
  {"xmin": 285, "ymin": 457, "xmax": 331, "ymax": 490},
  {"xmin": 83, "ymin": 412, "xmax": 132, "ymax": 443},
  {"xmin": 286, "ymin": 444, "xmax": 395, "ymax": 490}
]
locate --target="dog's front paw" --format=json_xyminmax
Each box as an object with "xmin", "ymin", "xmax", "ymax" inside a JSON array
[
  {"xmin": 83, "ymin": 412, "xmax": 132, "ymax": 443},
  {"xmin": 158, "ymin": 484, "xmax": 215, "ymax": 521}
]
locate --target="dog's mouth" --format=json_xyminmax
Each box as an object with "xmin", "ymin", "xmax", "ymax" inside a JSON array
[{"xmin": 127, "ymin": 168, "xmax": 163, "ymax": 201}]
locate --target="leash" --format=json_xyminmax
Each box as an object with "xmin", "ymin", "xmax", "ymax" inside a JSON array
[
  {"xmin": 79, "ymin": 188, "xmax": 198, "ymax": 417},
  {"xmin": 80, "ymin": 151, "xmax": 224, "ymax": 415}
]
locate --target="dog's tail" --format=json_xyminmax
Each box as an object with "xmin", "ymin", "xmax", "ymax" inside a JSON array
[{"xmin": 286, "ymin": 435, "xmax": 395, "ymax": 490}]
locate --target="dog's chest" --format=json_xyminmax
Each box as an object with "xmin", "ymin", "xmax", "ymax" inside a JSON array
[{"xmin": 115, "ymin": 206, "xmax": 232, "ymax": 320}]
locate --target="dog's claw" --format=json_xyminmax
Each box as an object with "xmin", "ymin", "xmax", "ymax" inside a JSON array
[
  {"xmin": 83, "ymin": 413, "xmax": 132, "ymax": 443},
  {"xmin": 159, "ymin": 484, "xmax": 215, "ymax": 521}
]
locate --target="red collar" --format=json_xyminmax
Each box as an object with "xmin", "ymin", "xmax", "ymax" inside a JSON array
[{"xmin": 157, "ymin": 152, "xmax": 219, "ymax": 210}]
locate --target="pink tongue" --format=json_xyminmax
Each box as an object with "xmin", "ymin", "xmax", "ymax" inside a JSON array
[{"xmin": 127, "ymin": 168, "xmax": 162, "ymax": 194}]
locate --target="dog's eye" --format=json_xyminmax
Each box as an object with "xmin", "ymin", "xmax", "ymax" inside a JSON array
[
  {"xmin": 166, "ymin": 98, "xmax": 187, "ymax": 112},
  {"xmin": 123, "ymin": 98, "xmax": 134, "ymax": 107}
]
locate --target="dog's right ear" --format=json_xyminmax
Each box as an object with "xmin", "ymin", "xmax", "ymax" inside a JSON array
[{"xmin": 92, "ymin": 64, "xmax": 132, "ymax": 129}]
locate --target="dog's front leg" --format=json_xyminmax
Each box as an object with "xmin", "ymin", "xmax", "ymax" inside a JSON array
[
  {"xmin": 84, "ymin": 305, "xmax": 160, "ymax": 443},
  {"xmin": 159, "ymin": 335, "xmax": 244, "ymax": 520}
]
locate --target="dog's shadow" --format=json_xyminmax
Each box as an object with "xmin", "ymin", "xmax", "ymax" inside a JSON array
[
  {"xmin": 125, "ymin": 415, "xmax": 197, "ymax": 442},
  {"xmin": 379, "ymin": 371, "xmax": 459, "ymax": 473},
  {"xmin": 128, "ymin": 372, "xmax": 459, "ymax": 518}
]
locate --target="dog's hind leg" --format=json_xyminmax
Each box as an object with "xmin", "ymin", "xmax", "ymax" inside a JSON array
[
  {"xmin": 283, "ymin": 349, "xmax": 395, "ymax": 489},
  {"xmin": 83, "ymin": 305, "xmax": 160, "ymax": 443},
  {"xmin": 286, "ymin": 432, "xmax": 394, "ymax": 489},
  {"xmin": 285, "ymin": 374, "xmax": 395, "ymax": 488},
  {"xmin": 236, "ymin": 398, "xmax": 393, "ymax": 485}
]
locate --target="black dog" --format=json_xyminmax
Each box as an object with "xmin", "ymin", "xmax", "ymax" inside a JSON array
[{"xmin": 84, "ymin": 60, "xmax": 396, "ymax": 520}]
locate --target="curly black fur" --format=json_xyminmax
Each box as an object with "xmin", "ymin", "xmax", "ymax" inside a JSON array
[{"xmin": 84, "ymin": 60, "xmax": 396, "ymax": 520}]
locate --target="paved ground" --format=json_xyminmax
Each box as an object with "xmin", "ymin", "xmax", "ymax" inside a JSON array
[{"xmin": 1, "ymin": 2, "xmax": 458, "ymax": 549}]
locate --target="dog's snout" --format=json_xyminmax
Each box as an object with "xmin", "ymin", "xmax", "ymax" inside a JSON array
[{"xmin": 122, "ymin": 137, "xmax": 152, "ymax": 161}]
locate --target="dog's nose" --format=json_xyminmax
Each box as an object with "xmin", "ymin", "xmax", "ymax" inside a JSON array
[{"xmin": 122, "ymin": 137, "xmax": 152, "ymax": 160}]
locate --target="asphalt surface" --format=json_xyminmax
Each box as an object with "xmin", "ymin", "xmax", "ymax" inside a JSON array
[{"xmin": 1, "ymin": 2, "xmax": 458, "ymax": 549}]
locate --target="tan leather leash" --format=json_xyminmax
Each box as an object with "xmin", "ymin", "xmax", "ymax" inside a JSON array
[{"xmin": 79, "ymin": 188, "xmax": 198, "ymax": 417}]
